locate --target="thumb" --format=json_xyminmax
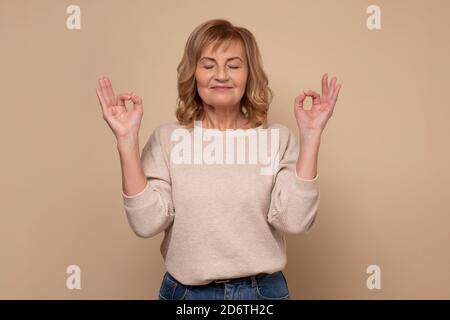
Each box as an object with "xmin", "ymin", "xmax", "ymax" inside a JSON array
[{"xmin": 130, "ymin": 94, "xmax": 143, "ymax": 112}]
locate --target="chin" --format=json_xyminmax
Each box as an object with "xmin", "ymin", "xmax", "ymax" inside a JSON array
[{"xmin": 211, "ymin": 100, "xmax": 238, "ymax": 107}]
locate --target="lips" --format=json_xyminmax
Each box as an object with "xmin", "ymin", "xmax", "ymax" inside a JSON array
[{"xmin": 212, "ymin": 86, "xmax": 232, "ymax": 88}]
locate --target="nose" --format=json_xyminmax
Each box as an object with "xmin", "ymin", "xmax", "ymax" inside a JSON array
[{"xmin": 214, "ymin": 65, "xmax": 230, "ymax": 82}]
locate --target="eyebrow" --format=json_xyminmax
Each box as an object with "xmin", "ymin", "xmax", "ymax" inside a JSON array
[{"xmin": 199, "ymin": 56, "xmax": 243, "ymax": 62}]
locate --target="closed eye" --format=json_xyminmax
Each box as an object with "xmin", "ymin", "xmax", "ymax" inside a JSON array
[{"xmin": 203, "ymin": 66, "xmax": 240, "ymax": 69}]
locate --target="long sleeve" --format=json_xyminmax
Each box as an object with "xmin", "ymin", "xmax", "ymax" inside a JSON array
[
  {"xmin": 121, "ymin": 126, "xmax": 175, "ymax": 238},
  {"xmin": 267, "ymin": 128, "xmax": 320, "ymax": 235}
]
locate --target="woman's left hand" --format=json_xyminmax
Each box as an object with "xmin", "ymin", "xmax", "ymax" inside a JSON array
[{"xmin": 294, "ymin": 73, "xmax": 342, "ymax": 139}]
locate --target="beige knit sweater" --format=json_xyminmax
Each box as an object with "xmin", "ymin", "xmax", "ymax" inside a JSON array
[{"xmin": 122, "ymin": 121, "xmax": 320, "ymax": 285}]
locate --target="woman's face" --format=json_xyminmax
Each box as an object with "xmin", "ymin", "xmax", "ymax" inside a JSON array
[{"xmin": 195, "ymin": 40, "xmax": 249, "ymax": 110}]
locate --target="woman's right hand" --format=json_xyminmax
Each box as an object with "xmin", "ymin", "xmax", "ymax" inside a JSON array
[{"xmin": 96, "ymin": 76, "xmax": 143, "ymax": 143}]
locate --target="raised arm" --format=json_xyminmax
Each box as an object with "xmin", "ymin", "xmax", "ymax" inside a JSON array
[{"xmin": 96, "ymin": 76, "xmax": 174, "ymax": 238}]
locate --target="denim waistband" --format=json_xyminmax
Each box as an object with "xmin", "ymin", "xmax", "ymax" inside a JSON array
[
  {"xmin": 166, "ymin": 271, "xmax": 273, "ymax": 289},
  {"xmin": 211, "ymin": 274, "xmax": 259, "ymax": 284}
]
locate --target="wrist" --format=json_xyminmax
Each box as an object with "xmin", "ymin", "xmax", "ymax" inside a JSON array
[
  {"xmin": 299, "ymin": 131, "xmax": 321, "ymax": 147},
  {"xmin": 117, "ymin": 136, "xmax": 139, "ymax": 152}
]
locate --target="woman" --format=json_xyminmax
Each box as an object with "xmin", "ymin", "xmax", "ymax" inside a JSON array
[{"xmin": 96, "ymin": 19, "xmax": 341, "ymax": 300}]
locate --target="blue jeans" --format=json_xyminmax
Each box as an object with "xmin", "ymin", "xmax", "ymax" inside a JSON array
[{"xmin": 158, "ymin": 270, "xmax": 290, "ymax": 300}]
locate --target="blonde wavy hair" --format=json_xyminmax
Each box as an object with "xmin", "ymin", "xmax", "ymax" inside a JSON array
[{"xmin": 175, "ymin": 19, "xmax": 273, "ymax": 129}]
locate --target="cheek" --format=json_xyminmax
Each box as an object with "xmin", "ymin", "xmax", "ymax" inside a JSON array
[
  {"xmin": 235, "ymin": 69, "xmax": 248, "ymax": 83},
  {"xmin": 235, "ymin": 72, "xmax": 248, "ymax": 91},
  {"xmin": 195, "ymin": 72, "xmax": 211, "ymax": 99},
  {"xmin": 195, "ymin": 70, "xmax": 210, "ymax": 87}
]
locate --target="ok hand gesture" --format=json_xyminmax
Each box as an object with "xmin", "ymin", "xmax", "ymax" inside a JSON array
[
  {"xmin": 294, "ymin": 73, "xmax": 342, "ymax": 139},
  {"xmin": 96, "ymin": 76, "xmax": 144, "ymax": 142}
]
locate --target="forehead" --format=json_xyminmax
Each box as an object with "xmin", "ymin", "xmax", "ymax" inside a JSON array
[{"xmin": 199, "ymin": 39, "xmax": 246, "ymax": 59}]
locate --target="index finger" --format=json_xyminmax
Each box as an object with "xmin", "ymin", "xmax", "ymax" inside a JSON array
[
  {"xmin": 117, "ymin": 93, "xmax": 132, "ymax": 107},
  {"xmin": 305, "ymin": 90, "xmax": 321, "ymax": 105},
  {"xmin": 295, "ymin": 91, "xmax": 307, "ymax": 110}
]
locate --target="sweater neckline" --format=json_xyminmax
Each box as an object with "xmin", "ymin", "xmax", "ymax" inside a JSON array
[{"xmin": 193, "ymin": 120, "xmax": 263, "ymax": 132}]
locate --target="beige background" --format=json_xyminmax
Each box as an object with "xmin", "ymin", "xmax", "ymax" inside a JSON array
[{"xmin": 0, "ymin": 0, "xmax": 449, "ymax": 299}]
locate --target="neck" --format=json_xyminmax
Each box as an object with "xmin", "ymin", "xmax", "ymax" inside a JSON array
[{"xmin": 201, "ymin": 103, "xmax": 250, "ymax": 131}]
